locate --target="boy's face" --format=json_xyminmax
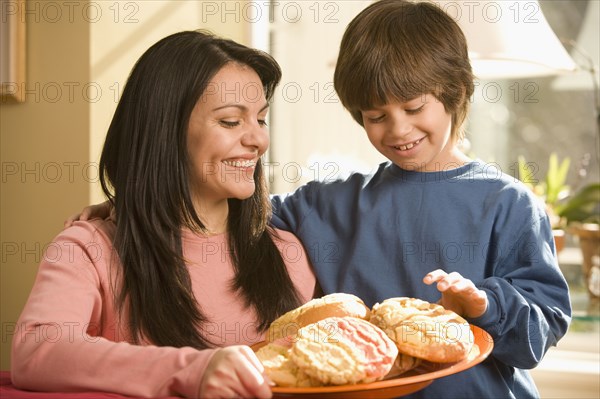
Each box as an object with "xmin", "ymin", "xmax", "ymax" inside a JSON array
[{"xmin": 360, "ymin": 94, "xmax": 464, "ymax": 172}]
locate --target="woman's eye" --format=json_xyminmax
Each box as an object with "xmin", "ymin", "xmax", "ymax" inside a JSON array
[
  {"xmin": 406, "ymin": 105, "xmax": 425, "ymax": 115},
  {"xmin": 258, "ymin": 119, "xmax": 268, "ymax": 127},
  {"xmin": 220, "ymin": 120, "xmax": 240, "ymax": 128}
]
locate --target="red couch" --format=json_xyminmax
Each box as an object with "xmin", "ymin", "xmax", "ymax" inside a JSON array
[{"xmin": 0, "ymin": 371, "xmax": 179, "ymax": 399}]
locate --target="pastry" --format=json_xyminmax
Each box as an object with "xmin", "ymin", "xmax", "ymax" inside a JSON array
[
  {"xmin": 290, "ymin": 316, "xmax": 397, "ymax": 385},
  {"xmin": 370, "ymin": 297, "xmax": 473, "ymax": 363},
  {"xmin": 258, "ymin": 316, "xmax": 398, "ymax": 386},
  {"xmin": 267, "ymin": 293, "xmax": 370, "ymax": 342}
]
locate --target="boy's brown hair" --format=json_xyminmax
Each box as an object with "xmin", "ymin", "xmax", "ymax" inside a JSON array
[{"xmin": 334, "ymin": 0, "xmax": 475, "ymax": 141}]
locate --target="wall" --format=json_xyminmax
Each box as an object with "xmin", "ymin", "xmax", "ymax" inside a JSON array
[
  {"xmin": 0, "ymin": 0, "xmax": 91, "ymax": 370},
  {"xmin": 268, "ymin": 0, "xmax": 386, "ymax": 194},
  {"xmin": 0, "ymin": 0, "xmax": 248, "ymax": 370}
]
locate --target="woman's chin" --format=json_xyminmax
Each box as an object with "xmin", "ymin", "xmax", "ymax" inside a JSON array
[{"xmin": 230, "ymin": 186, "xmax": 256, "ymax": 200}]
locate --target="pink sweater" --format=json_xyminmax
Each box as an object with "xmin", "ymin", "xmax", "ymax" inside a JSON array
[{"xmin": 11, "ymin": 219, "xmax": 316, "ymax": 398}]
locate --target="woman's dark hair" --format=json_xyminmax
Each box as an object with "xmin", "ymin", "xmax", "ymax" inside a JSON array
[
  {"xmin": 334, "ymin": 0, "xmax": 475, "ymax": 141},
  {"xmin": 99, "ymin": 30, "xmax": 301, "ymax": 348}
]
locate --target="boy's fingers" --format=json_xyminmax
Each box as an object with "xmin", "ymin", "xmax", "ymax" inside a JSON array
[
  {"xmin": 449, "ymin": 279, "xmax": 473, "ymax": 293},
  {"xmin": 109, "ymin": 207, "xmax": 117, "ymax": 222},
  {"xmin": 80, "ymin": 208, "xmax": 92, "ymax": 220},
  {"xmin": 64, "ymin": 213, "xmax": 82, "ymax": 228},
  {"xmin": 423, "ymin": 269, "xmax": 447, "ymax": 284},
  {"xmin": 473, "ymin": 288, "xmax": 488, "ymax": 302}
]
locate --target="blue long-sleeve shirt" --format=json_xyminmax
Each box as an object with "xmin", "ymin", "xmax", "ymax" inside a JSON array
[{"xmin": 271, "ymin": 160, "xmax": 572, "ymax": 399}]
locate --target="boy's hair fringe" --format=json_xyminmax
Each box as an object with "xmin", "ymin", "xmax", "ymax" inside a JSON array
[{"xmin": 334, "ymin": 0, "xmax": 475, "ymax": 142}]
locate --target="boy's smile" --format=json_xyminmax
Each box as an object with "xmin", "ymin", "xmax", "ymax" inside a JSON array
[{"xmin": 393, "ymin": 137, "xmax": 423, "ymax": 151}]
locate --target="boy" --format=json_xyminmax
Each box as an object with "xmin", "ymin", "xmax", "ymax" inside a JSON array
[{"xmin": 271, "ymin": 1, "xmax": 571, "ymax": 397}]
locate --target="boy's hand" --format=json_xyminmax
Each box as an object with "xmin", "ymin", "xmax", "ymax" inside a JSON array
[
  {"xmin": 423, "ymin": 269, "xmax": 488, "ymax": 319},
  {"xmin": 64, "ymin": 201, "xmax": 114, "ymax": 228}
]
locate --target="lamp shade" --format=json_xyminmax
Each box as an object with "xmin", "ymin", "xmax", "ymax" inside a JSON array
[
  {"xmin": 552, "ymin": 0, "xmax": 599, "ymax": 90},
  {"xmin": 436, "ymin": 0, "xmax": 577, "ymax": 79}
]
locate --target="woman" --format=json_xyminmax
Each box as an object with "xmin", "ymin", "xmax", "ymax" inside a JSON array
[{"xmin": 11, "ymin": 30, "xmax": 316, "ymax": 399}]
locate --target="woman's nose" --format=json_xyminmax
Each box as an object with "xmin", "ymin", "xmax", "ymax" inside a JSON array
[{"xmin": 241, "ymin": 122, "xmax": 269, "ymax": 151}]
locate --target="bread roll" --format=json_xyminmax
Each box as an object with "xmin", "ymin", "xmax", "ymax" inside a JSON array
[
  {"xmin": 370, "ymin": 297, "xmax": 473, "ymax": 363},
  {"xmin": 255, "ymin": 339, "xmax": 319, "ymax": 387},
  {"xmin": 386, "ymin": 353, "xmax": 422, "ymax": 378},
  {"xmin": 292, "ymin": 317, "xmax": 398, "ymax": 385},
  {"xmin": 268, "ymin": 293, "xmax": 370, "ymax": 342},
  {"xmin": 261, "ymin": 316, "xmax": 397, "ymax": 386}
]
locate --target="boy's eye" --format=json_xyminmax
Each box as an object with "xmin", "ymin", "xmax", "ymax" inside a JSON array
[
  {"xmin": 366, "ymin": 115, "xmax": 385, "ymax": 123},
  {"xmin": 220, "ymin": 120, "xmax": 240, "ymax": 128},
  {"xmin": 406, "ymin": 105, "xmax": 425, "ymax": 115}
]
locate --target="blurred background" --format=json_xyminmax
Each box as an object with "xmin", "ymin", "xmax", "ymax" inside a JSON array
[{"xmin": 1, "ymin": 1, "xmax": 599, "ymax": 396}]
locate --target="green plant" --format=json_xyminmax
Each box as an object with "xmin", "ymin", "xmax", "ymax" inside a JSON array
[
  {"xmin": 517, "ymin": 153, "xmax": 599, "ymax": 227},
  {"xmin": 517, "ymin": 153, "xmax": 571, "ymax": 227},
  {"xmin": 556, "ymin": 183, "xmax": 600, "ymax": 225}
]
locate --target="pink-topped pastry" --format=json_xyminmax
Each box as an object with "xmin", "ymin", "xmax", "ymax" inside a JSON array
[
  {"xmin": 255, "ymin": 338, "xmax": 319, "ymax": 387},
  {"xmin": 290, "ymin": 317, "xmax": 398, "ymax": 385}
]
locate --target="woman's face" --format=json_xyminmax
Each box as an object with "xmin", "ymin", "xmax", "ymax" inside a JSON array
[{"xmin": 187, "ymin": 63, "xmax": 269, "ymax": 204}]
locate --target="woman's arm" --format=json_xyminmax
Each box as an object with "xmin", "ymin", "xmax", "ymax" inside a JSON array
[{"xmin": 11, "ymin": 222, "xmax": 271, "ymax": 398}]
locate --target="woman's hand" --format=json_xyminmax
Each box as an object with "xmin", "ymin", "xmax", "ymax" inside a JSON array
[
  {"xmin": 423, "ymin": 269, "xmax": 488, "ymax": 319},
  {"xmin": 199, "ymin": 346, "xmax": 273, "ymax": 399},
  {"xmin": 64, "ymin": 201, "xmax": 113, "ymax": 228}
]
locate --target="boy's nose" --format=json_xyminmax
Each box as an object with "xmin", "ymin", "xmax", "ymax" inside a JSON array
[{"xmin": 389, "ymin": 118, "xmax": 413, "ymax": 138}]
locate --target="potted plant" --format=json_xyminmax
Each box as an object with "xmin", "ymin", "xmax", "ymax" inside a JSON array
[
  {"xmin": 517, "ymin": 153, "xmax": 599, "ymax": 305},
  {"xmin": 556, "ymin": 182, "xmax": 600, "ymax": 305}
]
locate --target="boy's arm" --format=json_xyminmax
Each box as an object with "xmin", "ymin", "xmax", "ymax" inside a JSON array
[
  {"xmin": 67, "ymin": 181, "xmax": 322, "ymax": 232},
  {"xmin": 270, "ymin": 182, "xmax": 320, "ymax": 233},
  {"xmin": 468, "ymin": 216, "xmax": 572, "ymax": 369}
]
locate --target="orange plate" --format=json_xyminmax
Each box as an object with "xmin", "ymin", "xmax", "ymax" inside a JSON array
[{"xmin": 252, "ymin": 325, "xmax": 493, "ymax": 399}]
